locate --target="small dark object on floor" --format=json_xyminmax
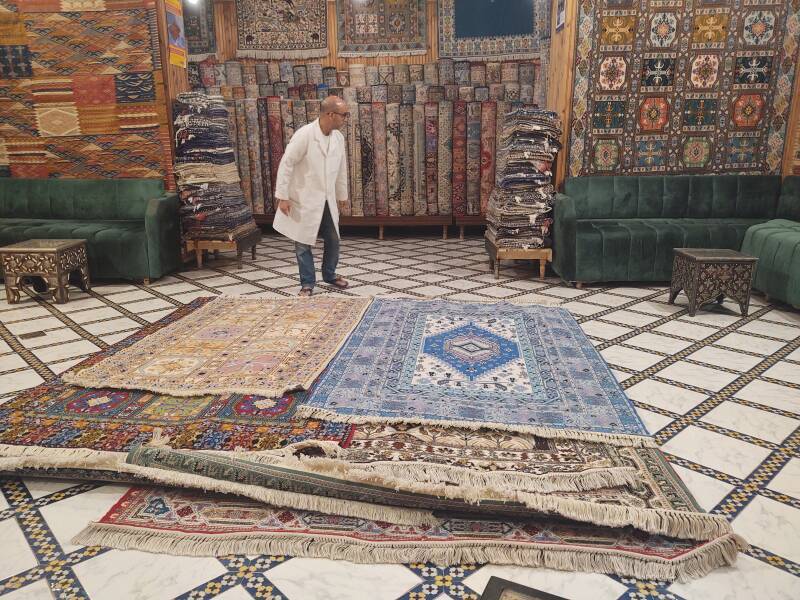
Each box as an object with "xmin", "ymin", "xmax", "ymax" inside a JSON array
[{"xmin": 480, "ymin": 577, "xmax": 570, "ymax": 600}]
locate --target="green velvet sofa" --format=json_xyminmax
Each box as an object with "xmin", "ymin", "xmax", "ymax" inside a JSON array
[
  {"xmin": 553, "ymin": 174, "xmax": 787, "ymax": 285},
  {"xmin": 0, "ymin": 178, "xmax": 182, "ymax": 282},
  {"xmin": 740, "ymin": 176, "xmax": 800, "ymax": 307}
]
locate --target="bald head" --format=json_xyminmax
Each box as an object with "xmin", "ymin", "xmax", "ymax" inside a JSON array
[
  {"xmin": 321, "ymin": 95, "xmax": 346, "ymax": 113},
  {"xmin": 319, "ymin": 95, "xmax": 349, "ymax": 133}
]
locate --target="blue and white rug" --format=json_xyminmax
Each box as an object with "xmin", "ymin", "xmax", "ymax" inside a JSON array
[{"xmin": 300, "ymin": 299, "xmax": 651, "ymax": 446}]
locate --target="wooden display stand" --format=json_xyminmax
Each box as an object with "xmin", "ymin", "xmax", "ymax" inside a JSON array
[
  {"xmin": 485, "ymin": 237, "xmax": 552, "ymax": 280},
  {"xmin": 185, "ymin": 227, "xmax": 263, "ymax": 269},
  {"xmin": 339, "ymin": 216, "xmax": 452, "ymax": 240},
  {"xmin": 455, "ymin": 215, "xmax": 485, "ymax": 240}
]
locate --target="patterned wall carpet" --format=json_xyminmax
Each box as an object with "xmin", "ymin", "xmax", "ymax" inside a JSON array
[
  {"xmin": 0, "ymin": 0, "xmax": 170, "ymax": 184},
  {"xmin": 568, "ymin": 0, "xmax": 800, "ymax": 177},
  {"xmin": 0, "ymin": 233, "xmax": 798, "ymax": 599}
]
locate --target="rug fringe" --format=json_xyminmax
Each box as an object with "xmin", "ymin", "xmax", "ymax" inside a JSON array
[
  {"xmin": 235, "ymin": 48, "xmax": 329, "ymax": 59},
  {"xmin": 234, "ymin": 448, "xmax": 731, "ymax": 541},
  {"xmin": 72, "ymin": 524, "xmax": 747, "ymax": 583},
  {"xmin": 294, "ymin": 406, "xmax": 657, "ymax": 449},
  {"xmin": 442, "ymin": 52, "xmax": 542, "ymax": 62},
  {"xmin": 188, "ymin": 52, "xmax": 216, "ymax": 62},
  {"xmin": 245, "ymin": 439, "xmax": 642, "ymax": 494},
  {"xmin": 337, "ymin": 49, "xmax": 428, "ymax": 58}
]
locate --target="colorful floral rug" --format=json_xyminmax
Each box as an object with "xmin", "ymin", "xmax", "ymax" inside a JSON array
[
  {"xmin": 299, "ymin": 299, "xmax": 650, "ymax": 446},
  {"xmin": 0, "ymin": 299, "xmax": 352, "ymax": 478},
  {"xmin": 235, "ymin": 0, "xmax": 328, "ymax": 59},
  {"xmin": 75, "ymin": 485, "xmax": 744, "ymax": 582},
  {"xmin": 64, "ymin": 297, "xmax": 371, "ymax": 398},
  {"xmin": 335, "ymin": 0, "xmax": 427, "ymax": 57}
]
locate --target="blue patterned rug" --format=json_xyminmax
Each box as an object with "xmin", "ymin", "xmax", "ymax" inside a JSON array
[{"xmin": 300, "ymin": 299, "xmax": 650, "ymax": 446}]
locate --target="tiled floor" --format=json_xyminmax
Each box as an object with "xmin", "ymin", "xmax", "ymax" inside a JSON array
[{"xmin": 1, "ymin": 233, "xmax": 798, "ymax": 600}]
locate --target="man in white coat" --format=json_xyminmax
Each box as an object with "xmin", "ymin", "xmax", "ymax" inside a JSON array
[{"xmin": 273, "ymin": 95, "xmax": 350, "ymax": 296}]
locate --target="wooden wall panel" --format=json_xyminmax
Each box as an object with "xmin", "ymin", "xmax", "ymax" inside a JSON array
[
  {"xmin": 784, "ymin": 58, "xmax": 800, "ymax": 176},
  {"xmin": 546, "ymin": 0, "xmax": 577, "ymax": 190}
]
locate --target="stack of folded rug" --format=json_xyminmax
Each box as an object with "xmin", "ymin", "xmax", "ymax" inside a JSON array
[
  {"xmin": 173, "ymin": 92, "xmax": 259, "ymax": 241},
  {"xmin": 486, "ymin": 107, "xmax": 562, "ymax": 249}
]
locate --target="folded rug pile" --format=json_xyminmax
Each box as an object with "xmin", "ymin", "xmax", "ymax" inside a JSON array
[
  {"xmin": 486, "ymin": 107, "xmax": 561, "ymax": 249},
  {"xmin": 172, "ymin": 92, "xmax": 259, "ymax": 241}
]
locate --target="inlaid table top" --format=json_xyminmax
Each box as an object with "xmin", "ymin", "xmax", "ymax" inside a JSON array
[
  {"xmin": 673, "ymin": 248, "xmax": 758, "ymax": 262},
  {"xmin": 0, "ymin": 239, "xmax": 87, "ymax": 253}
]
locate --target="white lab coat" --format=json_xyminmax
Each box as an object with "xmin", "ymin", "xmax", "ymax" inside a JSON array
[{"xmin": 272, "ymin": 119, "xmax": 348, "ymax": 246}]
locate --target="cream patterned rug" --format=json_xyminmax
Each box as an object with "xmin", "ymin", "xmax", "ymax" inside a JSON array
[{"xmin": 63, "ymin": 297, "xmax": 371, "ymax": 397}]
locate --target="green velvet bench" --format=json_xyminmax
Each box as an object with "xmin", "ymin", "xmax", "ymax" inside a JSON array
[
  {"xmin": 0, "ymin": 179, "xmax": 181, "ymax": 283},
  {"xmin": 741, "ymin": 176, "xmax": 800, "ymax": 308},
  {"xmin": 552, "ymin": 174, "xmax": 785, "ymax": 287}
]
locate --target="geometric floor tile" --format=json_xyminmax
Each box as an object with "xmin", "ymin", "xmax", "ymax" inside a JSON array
[
  {"xmin": 71, "ymin": 550, "xmax": 229, "ymax": 599},
  {"xmin": 626, "ymin": 379, "xmax": 707, "ymax": 414},
  {"xmin": 578, "ymin": 320, "xmax": 633, "ymax": 340},
  {"xmin": 669, "ymin": 554, "xmax": 800, "ymax": 600},
  {"xmin": 734, "ymin": 380, "xmax": 800, "ymax": 414},
  {"xmin": 762, "ymin": 361, "xmax": 800, "ymax": 385},
  {"xmin": 700, "ymin": 401, "xmax": 799, "ymax": 444},
  {"xmin": 0, "ymin": 579, "xmax": 53, "ymax": 600},
  {"xmin": 767, "ymin": 458, "xmax": 800, "ymax": 499},
  {"xmin": 0, "ymin": 519, "xmax": 38, "ymax": 581},
  {"xmin": 38, "ymin": 485, "xmax": 129, "ymax": 553},
  {"xmin": 1, "ymin": 233, "xmax": 799, "ymax": 600},
  {"xmin": 625, "ymin": 331, "xmax": 695, "ymax": 354},
  {"xmin": 600, "ymin": 345, "xmax": 664, "ymax": 371},
  {"xmin": 661, "ymin": 426, "xmax": 772, "ymax": 479},
  {"xmin": 656, "ymin": 361, "xmax": 740, "ymax": 392},
  {"xmin": 654, "ymin": 320, "xmax": 718, "ymax": 341},
  {"xmin": 688, "ymin": 346, "xmax": 765, "ymax": 372},
  {"xmin": 738, "ymin": 320, "xmax": 799, "ymax": 341},
  {"xmin": 635, "ymin": 406, "xmax": 673, "ymax": 434},
  {"xmin": 715, "ymin": 332, "xmax": 788, "ymax": 355},
  {"xmin": 732, "ymin": 495, "xmax": 800, "ymax": 563},
  {"xmin": 669, "ymin": 464, "xmax": 735, "ymax": 512},
  {"xmin": 265, "ymin": 558, "xmax": 423, "ymax": 600},
  {"xmin": 22, "ymin": 479, "xmax": 78, "ymax": 501}
]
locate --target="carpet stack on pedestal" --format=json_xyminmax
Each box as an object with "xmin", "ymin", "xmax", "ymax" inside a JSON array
[
  {"xmin": 486, "ymin": 107, "xmax": 561, "ymax": 248},
  {"xmin": 172, "ymin": 92, "xmax": 259, "ymax": 241}
]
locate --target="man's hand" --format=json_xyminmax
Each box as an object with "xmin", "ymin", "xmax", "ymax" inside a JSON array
[
  {"xmin": 337, "ymin": 199, "xmax": 348, "ymax": 213},
  {"xmin": 277, "ymin": 199, "xmax": 291, "ymax": 215}
]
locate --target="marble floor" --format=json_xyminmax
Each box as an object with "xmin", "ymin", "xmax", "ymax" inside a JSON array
[{"xmin": 0, "ymin": 232, "xmax": 798, "ymax": 600}]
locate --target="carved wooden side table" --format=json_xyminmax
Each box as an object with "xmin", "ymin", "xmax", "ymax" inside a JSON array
[
  {"xmin": 0, "ymin": 239, "xmax": 91, "ymax": 304},
  {"xmin": 668, "ymin": 248, "xmax": 758, "ymax": 317}
]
